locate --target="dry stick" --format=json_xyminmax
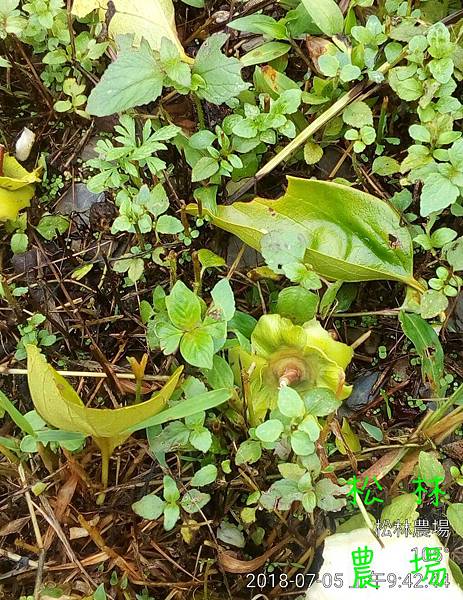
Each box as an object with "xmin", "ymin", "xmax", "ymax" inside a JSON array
[
  {"xmin": 0, "ymin": 366, "xmax": 169, "ymax": 380},
  {"xmin": 18, "ymin": 464, "xmax": 45, "ymax": 600}
]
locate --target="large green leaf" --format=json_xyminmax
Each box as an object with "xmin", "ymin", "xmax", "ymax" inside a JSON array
[
  {"xmin": 189, "ymin": 177, "xmax": 420, "ymax": 290},
  {"xmin": 86, "ymin": 42, "xmax": 164, "ymax": 117}
]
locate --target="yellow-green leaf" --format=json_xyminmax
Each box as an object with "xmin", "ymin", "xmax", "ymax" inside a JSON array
[
  {"xmin": 71, "ymin": 0, "xmax": 187, "ymax": 58},
  {"xmin": 188, "ymin": 176, "xmax": 422, "ymax": 290},
  {"xmin": 0, "ymin": 155, "xmax": 41, "ymax": 190},
  {"xmin": 0, "ymin": 186, "xmax": 33, "ymax": 221},
  {"xmin": 0, "ymin": 154, "xmax": 41, "ymax": 221},
  {"xmin": 26, "ymin": 344, "xmax": 183, "ymax": 442},
  {"xmin": 335, "ymin": 418, "xmax": 361, "ymax": 454}
]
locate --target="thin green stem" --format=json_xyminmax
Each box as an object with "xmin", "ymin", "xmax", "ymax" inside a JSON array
[
  {"xmin": 135, "ymin": 376, "xmax": 142, "ymax": 404},
  {"xmin": 133, "ymin": 223, "xmax": 145, "ymax": 251},
  {"xmin": 0, "ymin": 443, "xmax": 19, "ymax": 464},
  {"xmin": 192, "ymin": 93, "xmax": 205, "ymax": 130}
]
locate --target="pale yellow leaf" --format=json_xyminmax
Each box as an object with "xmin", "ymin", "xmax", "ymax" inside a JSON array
[{"xmin": 71, "ymin": 0, "xmax": 186, "ymax": 57}]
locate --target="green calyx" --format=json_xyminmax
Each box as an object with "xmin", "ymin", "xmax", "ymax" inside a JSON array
[{"xmin": 240, "ymin": 314, "xmax": 353, "ymax": 424}]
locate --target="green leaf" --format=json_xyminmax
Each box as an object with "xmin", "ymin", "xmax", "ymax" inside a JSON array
[
  {"xmin": 0, "ymin": 390, "xmax": 35, "ymax": 435},
  {"xmin": 191, "ymin": 464, "xmax": 218, "ymax": 487},
  {"xmin": 318, "ymin": 55, "xmax": 339, "ymax": 77},
  {"xmin": 10, "ymin": 232, "xmax": 28, "ymax": 254},
  {"xmin": 192, "ymin": 33, "xmax": 249, "ymax": 104},
  {"xmin": 127, "ymin": 257, "xmax": 144, "ymax": 282},
  {"xmin": 291, "ymin": 430, "xmax": 315, "ymax": 456},
  {"xmin": 278, "ymin": 463, "xmax": 306, "ymax": 481},
  {"xmin": 156, "ymin": 215, "xmax": 184, "ymax": 234},
  {"xmin": 54, "ymin": 100, "xmax": 72, "ymax": 112},
  {"xmin": 447, "ymin": 504, "xmax": 463, "ymax": 537},
  {"xmin": 211, "ymin": 278, "xmax": 235, "ymax": 321},
  {"xmin": 261, "ymin": 229, "xmax": 306, "ymax": 272},
  {"xmin": 431, "ymin": 228, "xmax": 457, "ymax": 248},
  {"xmin": 446, "ymin": 237, "xmax": 463, "ymax": 271},
  {"xmin": 449, "ymin": 559, "xmax": 463, "ymax": 589},
  {"xmin": 342, "ymin": 101, "xmax": 373, "ymax": 127},
  {"xmin": 255, "ymin": 419, "xmax": 284, "ymax": 442},
  {"xmin": 260, "ymin": 479, "xmax": 302, "ymax": 511},
  {"xmin": 418, "ymin": 451, "xmax": 445, "ymax": 482},
  {"xmin": 275, "ymin": 286, "xmax": 318, "ymax": 325},
  {"xmin": 166, "ymin": 281, "xmax": 202, "ymax": 330},
  {"xmin": 134, "ymin": 390, "xmax": 230, "ymax": 432},
  {"xmin": 339, "ymin": 64, "xmax": 361, "ymax": 82},
  {"xmin": 132, "ymin": 493, "xmax": 165, "ymax": 519},
  {"xmin": 304, "ymin": 388, "xmax": 341, "ymax": 416},
  {"xmin": 36, "ymin": 214, "xmax": 69, "ymax": 240},
  {"xmin": 197, "ymin": 249, "xmax": 225, "ymax": 275},
  {"xmin": 235, "ymin": 439, "xmax": 262, "ymax": 465},
  {"xmin": 228, "ymin": 14, "xmax": 287, "ymax": 39},
  {"xmin": 278, "ymin": 386, "xmax": 305, "ymax": 418},
  {"xmin": 217, "ymin": 521, "xmax": 245, "ymax": 548},
  {"xmin": 241, "ymin": 42, "xmax": 290, "ymax": 67},
  {"xmin": 156, "ymin": 321, "xmax": 183, "ymax": 354},
  {"xmin": 189, "ymin": 177, "xmax": 419, "ymax": 289},
  {"xmin": 163, "ymin": 503, "xmax": 180, "ymax": 530},
  {"xmin": 372, "ymin": 156, "xmax": 400, "ymax": 176},
  {"xmin": 189, "ymin": 427, "xmax": 212, "ymax": 452},
  {"xmin": 420, "ymin": 289, "xmax": 448, "ymax": 319},
  {"xmin": 163, "ymin": 475, "xmax": 180, "ymax": 502},
  {"xmin": 399, "ymin": 311, "xmax": 445, "ymax": 396},
  {"xmin": 181, "ymin": 489, "xmax": 211, "ymax": 512},
  {"xmin": 303, "ymin": 141, "xmax": 324, "ymax": 165},
  {"xmin": 409, "ymin": 124, "xmax": 431, "ymax": 143},
  {"xmin": 381, "ymin": 493, "xmax": 419, "ymax": 527},
  {"xmin": 420, "ymin": 173, "xmax": 459, "ymax": 217},
  {"xmin": 203, "ymin": 355, "xmax": 234, "ymax": 390},
  {"xmin": 180, "ymin": 328, "xmax": 214, "ymax": 368},
  {"xmin": 87, "ymin": 42, "xmax": 164, "ymax": 116},
  {"xmin": 300, "ymin": 0, "xmax": 344, "ymax": 36},
  {"xmin": 160, "ymin": 38, "xmax": 191, "ymax": 88},
  {"xmin": 335, "ymin": 418, "xmax": 361, "ymax": 454},
  {"xmin": 315, "ymin": 478, "xmax": 347, "ymax": 511},
  {"xmin": 93, "ymin": 583, "xmax": 107, "ymax": 600},
  {"xmin": 191, "ymin": 157, "xmax": 219, "ymax": 182},
  {"xmin": 298, "ymin": 414, "xmax": 320, "ymax": 441},
  {"xmin": 429, "ymin": 57, "xmax": 453, "ymax": 84},
  {"xmin": 388, "ymin": 70, "xmax": 423, "ymax": 101},
  {"xmin": 360, "ymin": 421, "xmax": 383, "ymax": 441}
]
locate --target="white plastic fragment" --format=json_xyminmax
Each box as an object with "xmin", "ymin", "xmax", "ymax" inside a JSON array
[
  {"xmin": 15, "ymin": 127, "xmax": 35, "ymax": 162},
  {"xmin": 307, "ymin": 527, "xmax": 463, "ymax": 599}
]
